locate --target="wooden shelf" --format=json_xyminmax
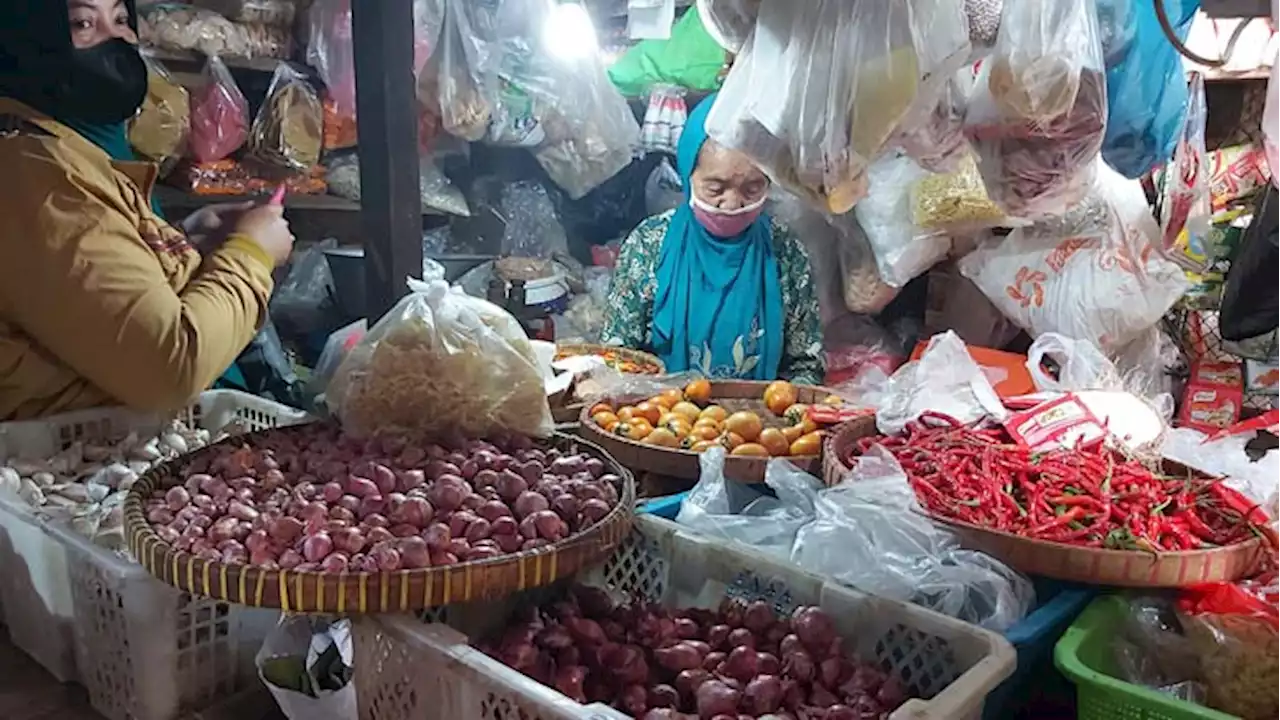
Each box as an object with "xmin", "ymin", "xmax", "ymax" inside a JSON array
[
  {"xmin": 155, "ymin": 186, "xmax": 361, "ymax": 211},
  {"xmin": 1199, "ymin": 67, "xmax": 1272, "ymax": 82},
  {"xmin": 143, "ymin": 47, "xmax": 310, "ymax": 76}
]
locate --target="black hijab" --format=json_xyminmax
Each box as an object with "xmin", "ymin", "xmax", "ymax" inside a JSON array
[{"xmin": 0, "ymin": 0, "xmax": 148, "ymax": 125}]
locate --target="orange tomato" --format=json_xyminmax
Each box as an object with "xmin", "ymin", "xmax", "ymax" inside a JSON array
[
  {"xmin": 655, "ymin": 389, "xmax": 683, "ymax": 409},
  {"xmin": 660, "ymin": 416, "xmax": 692, "ymax": 437},
  {"xmin": 689, "ymin": 425, "xmax": 721, "ymax": 442},
  {"xmin": 781, "ymin": 424, "xmax": 805, "ymax": 443},
  {"xmin": 592, "ymin": 411, "xmax": 619, "ymax": 428},
  {"xmin": 763, "ymin": 381, "xmax": 799, "ymax": 416},
  {"xmin": 719, "ymin": 432, "xmax": 745, "ymax": 451},
  {"xmin": 699, "ymin": 405, "xmax": 728, "ymax": 423},
  {"xmin": 790, "ymin": 431, "xmax": 822, "ymax": 456},
  {"xmin": 823, "ymin": 394, "xmax": 844, "ymax": 406},
  {"xmin": 644, "ymin": 428, "xmax": 681, "ymax": 448},
  {"xmin": 588, "ymin": 402, "xmax": 614, "ymax": 417},
  {"xmin": 757, "ymin": 428, "xmax": 790, "ymax": 456},
  {"xmin": 731, "ymin": 443, "xmax": 770, "ymax": 457},
  {"xmin": 671, "ymin": 401, "xmax": 702, "ymax": 421},
  {"xmin": 633, "ymin": 401, "xmax": 662, "ymax": 425},
  {"xmin": 800, "ymin": 415, "xmax": 819, "ymax": 434},
  {"xmin": 624, "ymin": 419, "xmax": 654, "ymax": 441},
  {"xmin": 724, "ymin": 411, "xmax": 763, "ymax": 442},
  {"xmin": 616, "ymin": 406, "xmax": 637, "ymax": 422},
  {"xmin": 684, "ymin": 378, "xmax": 712, "ymax": 405},
  {"xmin": 783, "ymin": 403, "xmax": 808, "ymax": 425},
  {"xmin": 688, "ymin": 440, "xmax": 717, "ymax": 453}
]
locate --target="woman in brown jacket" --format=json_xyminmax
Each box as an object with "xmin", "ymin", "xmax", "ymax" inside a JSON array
[{"xmin": 0, "ymin": 0, "xmax": 296, "ymax": 420}]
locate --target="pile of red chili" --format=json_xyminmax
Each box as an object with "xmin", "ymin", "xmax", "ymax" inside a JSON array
[{"xmin": 845, "ymin": 411, "xmax": 1275, "ymax": 552}]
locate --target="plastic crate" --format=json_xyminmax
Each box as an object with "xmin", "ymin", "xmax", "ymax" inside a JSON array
[
  {"xmin": 0, "ymin": 390, "xmax": 305, "ymax": 719},
  {"xmin": 637, "ymin": 491, "xmax": 1096, "ymax": 720},
  {"xmin": 1055, "ymin": 596, "xmax": 1236, "ymax": 720},
  {"xmin": 351, "ymin": 514, "xmax": 1016, "ymax": 720}
]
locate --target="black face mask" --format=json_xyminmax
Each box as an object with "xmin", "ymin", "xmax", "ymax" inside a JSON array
[{"xmin": 58, "ymin": 38, "xmax": 148, "ymax": 125}]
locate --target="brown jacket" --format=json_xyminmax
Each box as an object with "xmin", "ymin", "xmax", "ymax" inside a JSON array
[{"xmin": 0, "ymin": 98, "xmax": 275, "ymax": 420}]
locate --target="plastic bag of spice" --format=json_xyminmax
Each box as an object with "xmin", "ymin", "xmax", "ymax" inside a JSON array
[
  {"xmin": 128, "ymin": 57, "xmax": 189, "ymax": 169},
  {"xmin": 418, "ymin": 0, "xmax": 494, "ymax": 142},
  {"xmin": 188, "ymin": 55, "xmax": 249, "ymax": 163},
  {"xmin": 249, "ymin": 64, "xmax": 323, "ymax": 174},
  {"xmin": 962, "ymin": 0, "xmax": 1107, "ymax": 217},
  {"xmin": 1177, "ymin": 577, "xmax": 1279, "ymax": 720}
]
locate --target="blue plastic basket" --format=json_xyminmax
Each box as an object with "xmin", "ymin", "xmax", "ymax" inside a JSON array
[{"xmin": 637, "ymin": 491, "xmax": 1095, "ymax": 719}]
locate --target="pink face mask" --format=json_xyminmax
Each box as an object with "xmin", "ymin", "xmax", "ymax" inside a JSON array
[{"xmin": 690, "ymin": 194, "xmax": 767, "ymax": 238}]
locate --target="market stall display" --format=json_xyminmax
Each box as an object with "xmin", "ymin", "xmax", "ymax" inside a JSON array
[
  {"xmin": 139, "ymin": 4, "xmax": 293, "ymax": 60},
  {"xmin": 128, "ymin": 58, "xmax": 189, "ymax": 168},
  {"xmin": 123, "ymin": 422, "xmax": 635, "ymax": 610},
  {"xmin": 249, "ymin": 63, "xmax": 324, "ymax": 174},
  {"xmin": 554, "ymin": 345, "xmax": 665, "ymax": 376},
  {"xmin": 188, "ymin": 55, "xmax": 251, "ymax": 163}
]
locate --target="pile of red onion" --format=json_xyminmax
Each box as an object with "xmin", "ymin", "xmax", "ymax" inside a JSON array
[
  {"xmin": 480, "ymin": 585, "xmax": 908, "ymax": 719},
  {"xmin": 141, "ymin": 424, "xmax": 622, "ymax": 572}
]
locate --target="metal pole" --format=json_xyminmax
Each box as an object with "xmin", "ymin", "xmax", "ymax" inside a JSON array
[{"xmin": 351, "ymin": 0, "xmax": 423, "ymax": 320}]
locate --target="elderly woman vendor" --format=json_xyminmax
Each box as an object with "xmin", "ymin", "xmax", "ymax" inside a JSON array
[{"xmin": 601, "ymin": 95, "xmax": 823, "ymax": 385}]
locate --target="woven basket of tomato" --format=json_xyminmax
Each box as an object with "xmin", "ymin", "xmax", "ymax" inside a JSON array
[
  {"xmin": 578, "ymin": 378, "xmax": 864, "ymax": 483},
  {"xmin": 838, "ymin": 411, "xmax": 1273, "ymax": 587}
]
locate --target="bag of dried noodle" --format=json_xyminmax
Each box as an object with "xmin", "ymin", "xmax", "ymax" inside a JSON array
[
  {"xmin": 249, "ymin": 63, "xmax": 323, "ymax": 173},
  {"xmin": 129, "ymin": 56, "xmax": 189, "ymax": 169}
]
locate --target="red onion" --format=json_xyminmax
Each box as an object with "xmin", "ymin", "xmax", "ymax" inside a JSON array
[
  {"xmin": 553, "ymin": 665, "xmax": 587, "ymax": 703},
  {"xmin": 722, "ymin": 646, "xmax": 759, "ymax": 682},
  {"xmin": 791, "ymin": 607, "xmax": 836, "ymax": 653},
  {"xmin": 618, "ymin": 684, "xmax": 648, "ymax": 716},
  {"xmin": 321, "ymin": 482, "xmax": 344, "ymax": 503},
  {"xmin": 477, "ymin": 500, "xmax": 512, "ymax": 522},
  {"xmin": 695, "ymin": 679, "xmax": 741, "ymax": 719},
  {"xmin": 372, "ymin": 464, "xmax": 397, "ymax": 494},
  {"xmin": 302, "ymin": 533, "xmax": 333, "ymax": 563},
  {"xmin": 165, "ymin": 486, "xmax": 191, "ymax": 511},
  {"xmin": 513, "ymin": 491, "xmax": 549, "ymax": 519},
  {"xmin": 743, "ymin": 601, "xmax": 774, "ymax": 634},
  {"xmin": 398, "ymin": 469, "xmax": 426, "ymax": 492},
  {"xmin": 674, "ymin": 669, "xmax": 711, "ymax": 698},
  {"xmin": 422, "ymin": 523, "xmax": 451, "ymax": 549},
  {"xmin": 398, "ymin": 537, "xmax": 431, "ymax": 569},
  {"xmin": 727, "ymin": 628, "xmax": 756, "ymax": 650},
  {"xmin": 743, "ymin": 675, "xmax": 783, "ymax": 714}
]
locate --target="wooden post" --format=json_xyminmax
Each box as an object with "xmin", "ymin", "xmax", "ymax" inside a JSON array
[{"xmin": 351, "ymin": 0, "xmax": 422, "ymax": 320}]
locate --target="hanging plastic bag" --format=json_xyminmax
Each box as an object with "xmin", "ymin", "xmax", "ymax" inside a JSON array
[
  {"xmin": 1265, "ymin": 61, "xmax": 1279, "ymax": 185},
  {"xmin": 327, "ymin": 279, "xmax": 554, "ymax": 439},
  {"xmin": 791, "ymin": 446, "xmax": 1035, "ymax": 631},
  {"xmin": 326, "ymin": 154, "xmax": 470, "ymax": 216},
  {"xmin": 707, "ymin": 0, "xmax": 971, "ymax": 215},
  {"xmin": 1177, "ymin": 578, "xmax": 1279, "ymax": 720},
  {"xmin": 909, "ymin": 151, "xmax": 1013, "ymax": 234},
  {"xmin": 257, "ymin": 617, "xmax": 357, "ymax": 720},
  {"xmin": 249, "ymin": 63, "xmax": 323, "ymax": 173},
  {"xmin": 271, "ymin": 239, "xmax": 337, "ymax": 338},
  {"xmin": 963, "ymin": 0, "xmax": 1107, "ymax": 217},
  {"xmin": 188, "ymin": 55, "xmax": 250, "ymax": 163},
  {"xmin": 608, "ymin": 6, "xmax": 729, "ymax": 97},
  {"xmin": 854, "ymin": 155, "xmax": 953, "ymax": 288},
  {"xmin": 1099, "ymin": 0, "xmax": 1196, "ymax": 179},
  {"xmin": 875, "ymin": 331, "xmax": 1005, "ymax": 435},
  {"xmin": 416, "ymin": 0, "xmax": 493, "ymax": 142},
  {"xmin": 638, "ymin": 85, "xmax": 688, "ymax": 154},
  {"xmin": 958, "ymin": 163, "xmax": 1189, "ymax": 352},
  {"xmin": 128, "ymin": 57, "xmax": 189, "ymax": 169},
  {"xmin": 1161, "ymin": 72, "xmax": 1212, "ymax": 271},
  {"xmin": 675, "ymin": 447, "xmax": 822, "ymax": 558},
  {"xmin": 894, "ymin": 69, "xmax": 974, "ymax": 174},
  {"xmin": 837, "ymin": 215, "xmax": 901, "ymax": 315}
]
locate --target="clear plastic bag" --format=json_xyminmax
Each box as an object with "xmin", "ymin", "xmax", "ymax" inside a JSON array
[
  {"xmin": 835, "ymin": 216, "xmax": 900, "ymax": 315},
  {"xmin": 1161, "ymin": 426, "xmax": 1280, "ymax": 518},
  {"xmin": 707, "ymin": 0, "xmax": 971, "ymax": 215},
  {"xmin": 493, "ymin": 181, "xmax": 570, "ymax": 260},
  {"xmin": 894, "ymin": 69, "xmax": 974, "ymax": 174},
  {"xmin": 822, "ymin": 313, "xmax": 906, "ymax": 396},
  {"xmin": 139, "ymin": 4, "xmax": 292, "ymax": 59},
  {"xmin": 644, "ymin": 158, "xmax": 684, "ymax": 216},
  {"xmin": 958, "ymin": 163, "xmax": 1189, "ymax": 352},
  {"xmin": 418, "ymin": 0, "xmax": 494, "ymax": 142},
  {"xmin": 854, "ymin": 155, "xmax": 952, "ymax": 288},
  {"xmin": 270, "ymin": 239, "xmax": 336, "ymax": 337},
  {"xmin": 874, "ymin": 330, "xmax": 1006, "ymax": 435},
  {"xmin": 1113, "ymin": 596, "xmax": 1206, "ymax": 695},
  {"xmin": 1265, "ymin": 61, "xmax": 1278, "ymax": 185},
  {"xmin": 962, "ymin": 0, "xmax": 1107, "ymax": 217},
  {"xmin": 325, "ymin": 154, "xmax": 470, "ymax": 216},
  {"xmin": 675, "ymin": 447, "xmax": 822, "ymax": 559},
  {"xmin": 326, "ymin": 279, "xmax": 554, "ymax": 439},
  {"xmin": 1178, "ymin": 579, "xmax": 1280, "ymax": 720},
  {"xmin": 195, "ymin": 0, "xmax": 298, "ymax": 26},
  {"xmin": 791, "ymin": 446, "xmax": 1035, "ymax": 631},
  {"xmin": 1160, "ymin": 72, "xmax": 1212, "ymax": 271},
  {"xmin": 188, "ymin": 55, "xmax": 250, "ymax": 163},
  {"xmin": 249, "ymin": 63, "xmax": 323, "ymax": 173},
  {"xmin": 257, "ymin": 617, "xmax": 357, "ymax": 720},
  {"xmin": 128, "ymin": 56, "xmax": 189, "ymax": 169},
  {"xmin": 910, "ymin": 151, "xmax": 1013, "ymax": 234}
]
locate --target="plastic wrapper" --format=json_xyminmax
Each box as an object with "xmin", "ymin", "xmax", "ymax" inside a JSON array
[
  {"xmin": 962, "ymin": 0, "xmax": 1107, "ymax": 217},
  {"xmin": 129, "ymin": 57, "xmax": 189, "ymax": 168},
  {"xmin": 418, "ymin": 0, "xmax": 493, "ymax": 142},
  {"xmin": 1160, "ymin": 72, "xmax": 1212, "ymax": 271},
  {"xmin": 1099, "ymin": 0, "xmax": 1195, "ymax": 179},
  {"xmin": 325, "ymin": 154, "xmax": 470, "ymax": 216},
  {"xmin": 910, "ymin": 152, "xmax": 1012, "ymax": 234},
  {"xmin": 257, "ymin": 617, "xmax": 356, "ymax": 720},
  {"xmin": 874, "ymin": 331, "xmax": 1005, "ymax": 435},
  {"xmin": 707, "ymin": 0, "xmax": 971, "ymax": 215},
  {"xmin": 644, "ymin": 158, "xmax": 684, "ymax": 216},
  {"xmin": 271, "ymin": 239, "xmax": 336, "ymax": 338},
  {"xmin": 676, "ymin": 447, "xmax": 823, "ymax": 558},
  {"xmin": 823, "ymin": 313, "xmax": 906, "ymax": 396},
  {"xmin": 327, "ymin": 279, "xmax": 554, "ymax": 439},
  {"xmin": 837, "ymin": 218, "xmax": 900, "ymax": 315},
  {"xmin": 249, "ymin": 64, "xmax": 323, "ymax": 174},
  {"xmin": 638, "ymin": 85, "xmax": 688, "ymax": 154},
  {"xmin": 695, "ymin": 0, "xmax": 760, "ymax": 54},
  {"xmin": 139, "ymin": 4, "xmax": 292, "ymax": 59},
  {"xmin": 1178, "ymin": 579, "xmax": 1280, "ymax": 720},
  {"xmin": 554, "ymin": 267, "xmax": 612, "ymax": 343},
  {"xmin": 1266, "ymin": 62, "xmax": 1279, "ymax": 185},
  {"xmin": 1162, "ymin": 426, "xmax": 1280, "ymax": 517},
  {"xmin": 854, "ymin": 155, "xmax": 952, "ymax": 288},
  {"xmin": 188, "ymin": 55, "xmax": 249, "ymax": 163},
  {"xmin": 1113, "ymin": 596, "xmax": 1206, "ymax": 698},
  {"xmin": 194, "ymin": 0, "xmax": 298, "ymax": 26},
  {"xmin": 483, "ymin": 180, "xmax": 571, "ymax": 261},
  {"xmin": 894, "ymin": 69, "xmax": 973, "ymax": 174},
  {"xmin": 168, "ymin": 159, "xmax": 327, "ymax": 196},
  {"xmin": 958, "ymin": 163, "xmax": 1189, "ymax": 352},
  {"xmin": 792, "ymin": 445, "xmax": 1034, "ymax": 631}
]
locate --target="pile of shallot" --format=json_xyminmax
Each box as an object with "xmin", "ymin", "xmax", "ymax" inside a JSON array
[
  {"xmin": 479, "ymin": 586, "xmax": 909, "ymax": 720},
  {"xmin": 142, "ymin": 423, "xmax": 623, "ymax": 572}
]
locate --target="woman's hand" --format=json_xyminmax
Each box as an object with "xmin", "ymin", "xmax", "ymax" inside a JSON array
[{"xmin": 181, "ymin": 201, "xmax": 255, "ymax": 253}]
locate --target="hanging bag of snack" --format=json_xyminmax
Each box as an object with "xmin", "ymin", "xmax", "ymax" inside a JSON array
[
  {"xmin": 962, "ymin": 0, "xmax": 1107, "ymax": 217},
  {"xmin": 249, "ymin": 63, "xmax": 323, "ymax": 174},
  {"xmin": 128, "ymin": 55, "xmax": 190, "ymax": 171},
  {"xmin": 417, "ymin": 0, "xmax": 494, "ymax": 143},
  {"xmin": 1159, "ymin": 71, "xmax": 1212, "ymax": 271},
  {"xmin": 188, "ymin": 55, "xmax": 250, "ymax": 163}
]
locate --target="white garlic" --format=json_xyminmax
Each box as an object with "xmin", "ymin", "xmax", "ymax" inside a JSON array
[
  {"xmin": 71, "ymin": 514, "xmax": 101, "ymax": 539},
  {"xmin": 100, "ymin": 506, "xmax": 123, "ymax": 530},
  {"xmin": 101, "ymin": 490, "xmax": 127, "ymax": 509},
  {"xmin": 51, "ymin": 484, "xmax": 90, "ymax": 503},
  {"xmin": 129, "ymin": 439, "xmax": 162, "ymax": 462},
  {"xmin": 0, "ymin": 466, "xmax": 20, "ymax": 492},
  {"xmin": 161, "ymin": 433, "xmax": 188, "ymax": 455},
  {"xmin": 91, "ymin": 463, "xmax": 134, "ymax": 489},
  {"xmin": 117, "ymin": 475, "xmax": 137, "ymax": 493},
  {"xmin": 127, "ymin": 460, "xmax": 150, "ymax": 475},
  {"xmin": 44, "ymin": 495, "xmax": 80, "ymax": 511},
  {"xmin": 85, "ymin": 483, "xmax": 110, "ymax": 503},
  {"xmin": 18, "ymin": 478, "xmax": 44, "ymax": 506},
  {"xmin": 31, "ymin": 471, "xmax": 56, "ymax": 488}
]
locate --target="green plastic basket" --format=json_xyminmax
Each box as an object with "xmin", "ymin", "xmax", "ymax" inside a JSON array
[{"xmin": 1054, "ymin": 596, "xmax": 1238, "ymax": 720}]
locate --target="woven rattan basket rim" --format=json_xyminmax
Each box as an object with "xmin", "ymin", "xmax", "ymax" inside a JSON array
[{"xmin": 124, "ymin": 428, "xmax": 634, "ymax": 612}]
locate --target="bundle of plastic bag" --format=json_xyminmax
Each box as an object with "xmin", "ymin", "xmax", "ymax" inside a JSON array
[
  {"xmin": 1160, "ymin": 72, "xmax": 1212, "ymax": 271},
  {"xmin": 1098, "ymin": 0, "xmax": 1196, "ymax": 179},
  {"xmin": 327, "ymin": 279, "xmax": 554, "ymax": 439},
  {"xmin": 188, "ymin": 55, "xmax": 250, "ymax": 163},
  {"xmin": 706, "ymin": 0, "xmax": 970, "ymax": 215},
  {"xmin": 874, "ymin": 331, "xmax": 1006, "ymax": 435},
  {"xmin": 962, "ymin": 0, "xmax": 1107, "ymax": 216},
  {"xmin": 958, "ymin": 162, "xmax": 1189, "ymax": 352}
]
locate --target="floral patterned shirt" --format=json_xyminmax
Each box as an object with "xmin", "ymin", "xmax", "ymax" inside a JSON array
[{"xmin": 601, "ymin": 210, "xmax": 825, "ymax": 385}]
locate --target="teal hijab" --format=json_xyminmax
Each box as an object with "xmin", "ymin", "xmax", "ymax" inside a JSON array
[
  {"xmin": 61, "ymin": 119, "xmax": 166, "ymax": 219},
  {"xmin": 650, "ymin": 93, "xmax": 783, "ymax": 380}
]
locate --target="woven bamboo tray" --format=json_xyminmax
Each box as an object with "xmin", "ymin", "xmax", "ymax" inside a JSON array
[
  {"xmin": 822, "ymin": 415, "xmax": 879, "ymax": 487},
  {"xmin": 553, "ymin": 344, "xmax": 665, "ymax": 375},
  {"xmin": 579, "ymin": 379, "xmax": 837, "ymax": 483},
  {"xmin": 123, "ymin": 429, "xmax": 635, "ymax": 612}
]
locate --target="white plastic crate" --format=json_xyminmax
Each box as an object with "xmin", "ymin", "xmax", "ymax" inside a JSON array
[
  {"xmin": 352, "ymin": 515, "xmax": 1017, "ymax": 720},
  {"xmin": 0, "ymin": 390, "xmax": 305, "ymax": 718}
]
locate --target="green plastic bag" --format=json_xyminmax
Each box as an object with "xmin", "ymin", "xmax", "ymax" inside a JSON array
[{"xmin": 608, "ymin": 7, "xmax": 727, "ymax": 97}]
